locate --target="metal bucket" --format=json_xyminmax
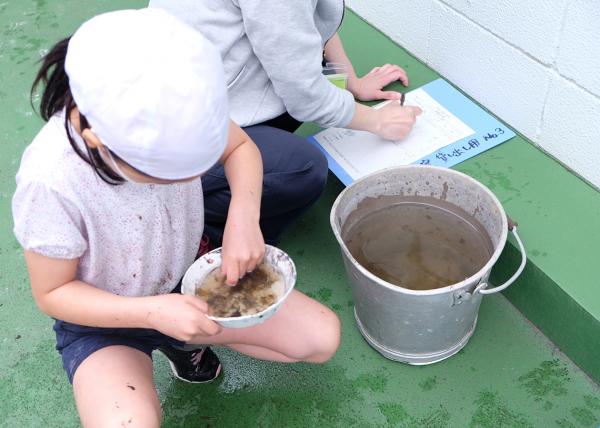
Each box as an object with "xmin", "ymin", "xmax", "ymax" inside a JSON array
[{"xmin": 330, "ymin": 166, "xmax": 526, "ymax": 364}]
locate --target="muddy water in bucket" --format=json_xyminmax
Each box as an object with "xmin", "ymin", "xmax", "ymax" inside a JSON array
[{"xmin": 342, "ymin": 196, "xmax": 493, "ymax": 291}]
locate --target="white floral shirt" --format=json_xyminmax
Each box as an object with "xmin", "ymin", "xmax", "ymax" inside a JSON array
[{"xmin": 12, "ymin": 114, "xmax": 204, "ymax": 296}]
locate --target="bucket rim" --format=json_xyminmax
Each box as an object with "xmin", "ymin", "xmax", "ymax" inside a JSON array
[{"xmin": 330, "ymin": 165, "xmax": 509, "ymax": 296}]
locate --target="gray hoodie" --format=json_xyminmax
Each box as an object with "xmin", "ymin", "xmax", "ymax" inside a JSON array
[{"xmin": 149, "ymin": 0, "xmax": 355, "ymax": 128}]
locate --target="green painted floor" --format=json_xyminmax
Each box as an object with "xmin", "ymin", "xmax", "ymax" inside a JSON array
[{"xmin": 1, "ymin": 1, "xmax": 599, "ymax": 427}]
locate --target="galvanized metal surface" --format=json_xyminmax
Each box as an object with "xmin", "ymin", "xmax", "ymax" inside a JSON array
[{"xmin": 330, "ymin": 166, "xmax": 520, "ymax": 364}]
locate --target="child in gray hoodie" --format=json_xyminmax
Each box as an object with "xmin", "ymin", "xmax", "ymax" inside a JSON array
[{"xmin": 150, "ymin": 0, "xmax": 421, "ymax": 243}]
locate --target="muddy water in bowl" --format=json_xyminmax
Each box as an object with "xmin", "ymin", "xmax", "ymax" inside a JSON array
[
  {"xmin": 342, "ymin": 195, "xmax": 493, "ymax": 291},
  {"xmin": 196, "ymin": 263, "xmax": 285, "ymax": 317}
]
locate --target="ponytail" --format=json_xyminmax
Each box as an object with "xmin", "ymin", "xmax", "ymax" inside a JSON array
[
  {"xmin": 31, "ymin": 37, "xmax": 124, "ymax": 185},
  {"xmin": 31, "ymin": 38, "xmax": 72, "ymax": 121}
]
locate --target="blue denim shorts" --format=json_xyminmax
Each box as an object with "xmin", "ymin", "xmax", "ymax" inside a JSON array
[{"xmin": 54, "ymin": 286, "xmax": 184, "ymax": 383}]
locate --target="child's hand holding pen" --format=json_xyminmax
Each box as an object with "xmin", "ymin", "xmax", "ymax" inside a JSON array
[{"xmin": 371, "ymin": 93, "xmax": 422, "ymax": 141}]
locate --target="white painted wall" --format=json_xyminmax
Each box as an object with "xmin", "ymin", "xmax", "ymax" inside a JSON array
[{"xmin": 346, "ymin": 0, "xmax": 600, "ymax": 189}]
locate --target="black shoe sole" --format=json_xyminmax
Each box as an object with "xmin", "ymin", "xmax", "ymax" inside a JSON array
[{"xmin": 158, "ymin": 350, "xmax": 223, "ymax": 384}]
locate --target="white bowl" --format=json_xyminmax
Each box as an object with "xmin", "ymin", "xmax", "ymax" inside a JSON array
[{"xmin": 181, "ymin": 245, "xmax": 297, "ymax": 328}]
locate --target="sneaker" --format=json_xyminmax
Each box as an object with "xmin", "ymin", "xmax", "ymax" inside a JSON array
[{"xmin": 158, "ymin": 345, "xmax": 222, "ymax": 384}]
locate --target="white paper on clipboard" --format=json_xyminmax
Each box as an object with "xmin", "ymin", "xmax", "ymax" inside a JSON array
[{"xmin": 313, "ymin": 88, "xmax": 475, "ymax": 180}]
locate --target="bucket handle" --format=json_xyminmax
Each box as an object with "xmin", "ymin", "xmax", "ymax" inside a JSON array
[{"xmin": 474, "ymin": 222, "xmax": 526, "ymax": 296}]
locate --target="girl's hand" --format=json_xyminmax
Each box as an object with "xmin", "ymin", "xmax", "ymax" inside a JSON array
[
  {"xmin": 348, "ymin": 64, "xmax": 409, "ymax": 102},
  {"xmin": 373, "ymin": 102, "xmax": 423, "ymax": 141},
  {"xmin": 220, "ymin": 209, "xmax": 265, "ymax": 286},
  {"xmin": 144, "ymin": 293, "xmax": 221, "ymax": 342},
  {"xmin": 217, "ymin": 121, "xmax": 264, "ymax": 285}
]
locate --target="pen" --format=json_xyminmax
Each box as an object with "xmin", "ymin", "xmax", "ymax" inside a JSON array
[{"xmin": 400, "ymin": 92, "xmax": 405, "ymax": 106}]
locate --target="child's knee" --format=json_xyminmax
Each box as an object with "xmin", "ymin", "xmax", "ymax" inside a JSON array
[
  {"xmin": 295, "ymin": 308, "xmax": 341, "ymax": 363},
  {"xmin": 287, "ymin": 144, "xmax": 328, "ymax": 203},
  {"xmin": 313, "ymin": 309, "xmax": 342, "ymax": 362},
  {"xmin": 303, "ymin": 149, "xmax": 328, "ymax": 197}
]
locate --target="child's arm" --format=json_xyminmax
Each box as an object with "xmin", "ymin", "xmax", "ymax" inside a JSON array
[
  {"xmin": 324, "ymin": 33, "xmax": 409, "ymax": 102},
  {"xmin": 24, "ymin": 250, "xmax": 221, "ymax": 341},
  {"xmin": 219, "ymin": 120, "xmax": 265, "ymax": 285},
  {"xmin": 324, "ymin": 33, "xmax": 421, "ymax": 140}
]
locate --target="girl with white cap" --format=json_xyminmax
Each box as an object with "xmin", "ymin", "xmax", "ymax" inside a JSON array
[{"xmin": 12, "ymin": 9, "xmax": 340, "ymax": 427}]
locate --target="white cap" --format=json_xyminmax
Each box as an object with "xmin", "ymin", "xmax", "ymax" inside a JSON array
[{"xmin": 65, "ymin": 8, "xmax": 229, "ymax": 180}]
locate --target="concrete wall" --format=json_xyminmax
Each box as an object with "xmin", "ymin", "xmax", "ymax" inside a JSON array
[{"xmin": 346, "ymin": 0, "xmax": 600, "ymax": 190}]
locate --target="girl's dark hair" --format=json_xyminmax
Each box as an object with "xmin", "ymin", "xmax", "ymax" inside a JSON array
[{"xmin": 31, "ymin": 37, "xmax": 124, "ymax": 185}]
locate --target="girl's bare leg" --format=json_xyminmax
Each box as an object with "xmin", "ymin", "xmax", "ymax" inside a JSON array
[{"xmin": 73, "ymin": 346, "xmax": 161, "ymax": 428}]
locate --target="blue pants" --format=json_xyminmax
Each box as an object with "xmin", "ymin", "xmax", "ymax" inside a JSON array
[
  {"xmin": 54, "ymin": 321, "xmax": 182, "ymax": 384},
  {"xmin": 202, "ymin": 116, "xmax": 328, "ymax": 245},
  {"xmin": 54, "ymin": 283, "xmax": 186, "ymax": 384}
]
